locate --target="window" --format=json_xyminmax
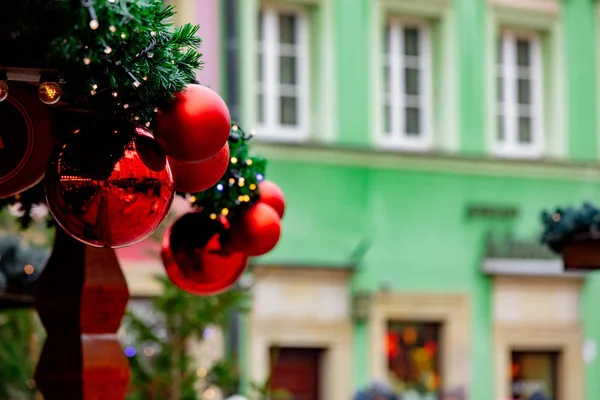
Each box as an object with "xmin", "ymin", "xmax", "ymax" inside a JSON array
[
  {"xmin": 257, "ymin": 6, "xmax": 309, "ymax": 140},
  {"xmin": 511, "ymin": 351, "xmax": 559, "ymax": 400},
  {"xmin": 386, "ymin": 321, "xmax": 441, "ymax": 398},
  {"xmin": 496, "ymin": 32, "xmax": 543, "ymax": 157},
  {"xmin": 383, "ymin": 20, "xmax": 432, "ymax": 149}
]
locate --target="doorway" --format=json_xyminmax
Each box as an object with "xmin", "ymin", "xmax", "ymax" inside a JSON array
[
  {"xmin": 510, "ymin": 351, "xmax": 559, "ymax": 400},
  {"xmin": 269, "ymin": 347, "xmax": 323, "ymax": 400}
]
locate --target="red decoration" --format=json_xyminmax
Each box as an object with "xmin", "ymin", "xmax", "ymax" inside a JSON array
[
  {"xmin": 45, "ymin": 120, "xmax": 174, "ymax": 248},
  {"xmin": 259, "ymin": 180, "xmax": 286, "ymax": 218},
  {"xmin": 0, "ymin": 82, "xmax": 56, "ymax": 198},
  {"xmin": 230, "ymin": 203, "xmax": 282, "ymax": 256},
  {"xmin": 169, "ymin": 142, "xmax": 230, "ymax": 193},
  {"xmin": 161, "ymin": 213, "xmax": 248, "ymax": 295},
  {"xmin": 154, "ymin": 84, "xmax": 231, "ymax": 163}
]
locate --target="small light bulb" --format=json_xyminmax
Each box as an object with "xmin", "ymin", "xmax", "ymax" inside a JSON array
[
  {"xmin": 23, "ymin": 264, "xmax": 34, "ymax": 275},
  {"xmin": 83, "ymin": 57, "xmax": 91, "ymax": 65},
  {"xmin": 104, "ymin": 46, "xmax": 112, "ymax": 54},
  {"xmin": 121, "ymin": 33, "xmax": 127, "ymax": 39},
  {"xmin": 249, "ymin": 183, "xmax": 257, "ymax": 190},
  {"xmin": 154, "ymin": 107, "xmax": 159, "ymax": 112},
  {"xmin": 221, "ymin": 208, "xmax": 229, "ymax": 216},
  {"xmin": 238, "ymin": 181, "xmax": 245, "ymax": 187},
  {"xmin": 244, "ymin": 195, "xmax": 250, "ymax": 202},
  {"xmin": 134, "ymin": 116, "xmax": 140, "ymax": 121},
  {"xmin": 147, "ymin": 52, "xmax": 154, "ymax": 58},
  {"xmin": 210, "ymin": 213, "xmax": 217, "ymax": 220},
  {"xmin": 232, "ymin": 125, "xmax": 239, "ymax": 131},
  {"xmin": 238, "ymin": 196, "xmax": 244, "ymax": 201},
  {"xmin": 133, "ymin": 80, "xmax": 141, "ymax": 88},
  {"xmin": 216, "ymin": 184, "xmax": 224, "ymax": 191},
  {"xmin": 123, "ymin": 104, "xmax": 129, "ymax": 109},
  {"xmin": 89, "ymin": 19, "xmax": 99, "ymax": 30},
  {"xmin": 90, "ymin": 90, "xmax": 97, "ymax": 95},
  {"xmin": 38, "ymin": 82, "xmax": 62, "ymax": 105},
  {"xmin": 108, "ymin": 0, "xmax": 116, "ymax": 3},
  {"xmin": 230, "ymin": 157, "xmax": 238, "ymax": 164},
  {"xmin": 112, "ymin": 92, "xmax": 118, "ymax": 97},
  {"xmin": 246, "ymin": 159, "xmax": 253, "ymax": 165},
  {"xmin": 189, "ymin": 196, "xmax": 197, "ymax": 203},
  {"xmin": 197, "ymin": 367, "xmax": 208, "ymax": 378},
  {"xmin": 109, "ymin": 25, "xmax": 117, "ymax": 33},
  {"xmin": 0, "ymin": 80, "xmax": 8, "ymax": 102},
  {"xmin": 92, "ymin": 84, "xmax": 98, "ymax": 90},
  {"xmin": 143, "ymin": 76, "xmax": 148, "ymax": 81},
  {"xmin": 145, "ymin": 122, "xmax": 151, "ymax": 127},
  {"xmin": 229, "ymin": 178, "xmax": 235, "ymax": 184},
  {"xmin": 150, "ymin": 31, "xmax": 156, "ymax": 37}
]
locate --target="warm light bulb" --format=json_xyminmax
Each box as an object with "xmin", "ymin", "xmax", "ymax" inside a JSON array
[
  {"xmin": 83, "ymin": 57, "xmax": 91, "ymax": 65},
  {"xmin": 109, "ymin": 25, "xmax": 117, "ymax": 33},
  {"xmin": 246, "ymin": 159, "xmax": 253, "ymax": 165},
  {"xmin": 189, "ymin": 196, "xmax": 197, "ymax": 203},
  {"xmin": 232, "ymin": 125, "xmax": 239, "ymax": 131},
  {"xmin": 238, "ymin": 196, "xmax": 244, "ymax": 201},
  {"xmin": 229, "ymin": 178, "xmax": 235, "ymax": 184},
  {"xmin": 221, "ymin": 208, "xmax": 229, "ymax": 216},
  {"xmin": 38, "ymin": 82, "xmax": 62, "ymax": 105},
  {"xmin": 244, "ymin": 195, "xmax": 250, "ymax": 202},
  {"xmin": 0, "ymin": 80, "xmax": 8, "ymax": 102},
  {"xmin": 104, "ymin": 46, "xmax": 112, "ymax": 54},
  {"xmin": 89, "ymin": 19, "xmax": 99, "ymax": 30},
  {"xmin": 196, "ymin": 367, "xmax": 207, "ymax": 378},
  {"xmin": 121, "ymin": 33, "xmax": 127, "ymax": 39},
  {"xmin": 210, "ymin": 213, "xmax": 217, "ymax": 220},
  {"xmin": 23, "ymin": 264, "xmax": 34, "ymax": 275},
  {"xmin": 230, "ymin": 157, "xmax": 238, "ymax": 164},
  {"xmin": 249, "ymin": 183, "xmax": 257, "ymax": 190}
]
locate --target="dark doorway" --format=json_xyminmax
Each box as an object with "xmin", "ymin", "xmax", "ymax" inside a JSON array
[
  {"xmin": 269, "ymin": 347, "xmax": 323, "ymax": 400},
  {"xmin": 511, "ymin": 351, "xmax": 559, "ymax": 400}
]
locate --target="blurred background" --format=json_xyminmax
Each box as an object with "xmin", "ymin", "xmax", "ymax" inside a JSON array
[{"xmin": 3, "ymin": 0, "xmax": 600, "ymax": 399}]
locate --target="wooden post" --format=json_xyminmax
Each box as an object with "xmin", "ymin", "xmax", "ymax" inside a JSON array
[{"xmin": 34, "ymin": 227, "xmax": 131, "ymax": 399}]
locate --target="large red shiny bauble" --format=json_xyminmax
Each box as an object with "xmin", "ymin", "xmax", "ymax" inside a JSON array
[
  {"xmin": 154, "ymin": 84, "xmax": 231, "ymax": 163},
  {"xmin": 0, "ymin": 83, "xmax": 56, "ymax": 198},
  {"xmin": 161, "ymin": 213, "xmax": 248, "ymax": 295},
  {"xmin": 230, "ymin": 203, "xmax": 282, "ymax": 257},
  {"xmin": 258, "ymin": 180, "xmax": 286, "ymax": 218},
  {"xmin": 45, "ymin": 120, "xmax": 174, "ymax": 248},
  {"xmin": 169, "ymin": 142, "xmax": 230, "ymax": 193}
]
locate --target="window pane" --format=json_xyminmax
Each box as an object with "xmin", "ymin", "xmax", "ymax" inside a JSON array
[
  {"xmin": 518, "ymin": 116, "xmax": 532, "ymax": 143},
  {"xmin": 498, "ymin": 37, "xmax": 504, "ymax": 64},
  {"xmin": 404, "ymin": 28, "xmax": 420, "ymax": 56},
  {"xmin": 498, "ymin": 115, "xmax": 504, "ymax": 141},
  {"xmin": 511, "ymin": 352, "xmax": 558, "ymax": 400},
  {"xmin": 517, "ymin": 39, "xmax": 531, "ymax": 66},
  {"xmin": 387, "ymin": 322, "xmax": 441, "ymax": 397},
  {"xmin": 406, "ymin": 107, "xmax": 420, "ymax": 136},
  {"xmin": 257, "ymin": 94, "xmax": 264, "ymax": 123},
  {"xmin": 497, "ymin": 77, "xmax": 503, "ymax": 102},
  {"xmin": 405, "ymin": 68, "xmax": 420, "ymax": 95},
  {"xmin": 258, "ymin": 53, "xmax": 263, "ymax": 82},
  {"xmin": 384, "ymin": 104, "xmax": 391, "ymax": 133},
  {"xmin": 280, "ymin": 96, "xmax": 298, "ymax": 125},
  {"xmin": 279, "ymin": 56, "xmax": 297, "ymax": 84},
  {"xmin": 384, "ymin": 64, "xmax": 390, "ymax": 93},
  {"xmin": 279, "ymin": 14, "xmax": 296, "ymax": 44},
  {"xmin": 258, "ymin": 12, "xmax": 263, "ymax": 40},
  {"xmin": 385, "ymin": 25, "xmax": 391, "ymax": 54},
  {"xmin": 518, "ymin": 78, "xmax": 531, "ymax": 105}
]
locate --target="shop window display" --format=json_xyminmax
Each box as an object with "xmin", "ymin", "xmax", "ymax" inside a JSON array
[
  {"xmin": 510, "ymin": 351, "xmax": 558, "ymax": 400},
  {"xmin": 386, "ymin": 322, "xmax": 441, "ymax": 400}
]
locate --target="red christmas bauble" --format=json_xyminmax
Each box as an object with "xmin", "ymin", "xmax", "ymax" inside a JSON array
[
  {"xmin": 161, "ymin": 213, "xmax": 248, "ymax": 295},
  {"xmin": 230, "ymin": 203, "xmax": 282, "ymax": 256},
  {"xmin": 0, "ymin": 83, "xmax": 56, "ymax": 198},
  {"xmin": 45, "ymin": 120, "xmax": 174, "ymax": 248},
  {"xmin": 258, "ymin": 180, "xmax": 286, "ymax": 218},
  {"xmin": 169, "ymin": 142, "xmax": 230, "ymax": 193},
  {"xmin": 154, "ymin": 84, "xmax": 231, "ymax": 163}
]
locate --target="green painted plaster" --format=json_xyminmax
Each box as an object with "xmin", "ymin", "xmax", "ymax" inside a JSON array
[
  {"xmin": 458, "ymin": 0, "xmax": 485, "ymax": 155},
  {"xmin": 565, "ymin": 0, "xmax": 597, "ymax": 160}
]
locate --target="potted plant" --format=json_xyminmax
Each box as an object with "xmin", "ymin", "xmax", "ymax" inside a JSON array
[{"xmin": 541, "ymin": 202, "xmax": 600, "ymax": 271}]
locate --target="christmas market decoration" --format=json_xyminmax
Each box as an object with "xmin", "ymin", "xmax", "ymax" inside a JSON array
[
  {"xmin": 541, "ymin": 202, "xmax": 600, "ymax": 271},
  {"xmin": 0, "ymin": 83, "xmax": 56, "ymax": 199},
  {"xmin": 161, "ymin": 212, "xmax": 248, "ymax": 295},
  {"xmin": 258, "ymin": 180, "xmax": 286, "ymax": 218},
  {"xmin": 229, "ymin": 203, "xmax": 282, "ymax": 257},
  {"xmin": 45, "ymin": 119, "xmax": 174, "ymax": 248},
  {"xmin": 154, "ymin": 84, "xmax": 231, "ymax": 163},
  {"xmin": 169, "ymin": 142, "xmax": 231, "ymax": 193}
]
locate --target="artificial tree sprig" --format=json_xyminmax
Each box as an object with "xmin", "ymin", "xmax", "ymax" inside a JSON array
[{"xmin": 184, "ymin": 124, "xmax": 267, "ymax": 221}]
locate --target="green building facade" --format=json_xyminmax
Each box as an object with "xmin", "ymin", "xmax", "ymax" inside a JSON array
[{"xmin": 198, "ymin": 0, "xmax": 600, "ymax": 398}]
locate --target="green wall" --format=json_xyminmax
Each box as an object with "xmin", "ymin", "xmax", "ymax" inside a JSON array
[{"xmin": 231, "ymin": 0, "xmax": 600, "ymax": 397}]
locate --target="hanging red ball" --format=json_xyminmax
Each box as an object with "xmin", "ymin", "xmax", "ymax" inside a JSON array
[
  {"xmin": 0, "ymin": 82, "xmax": 56, "ymax": 198},
  {"xmin": 230, "ymin": 203, "xmax": 282, "ymax": 257},
  {"xmin": 161, "ymin": 213, "xmax": 248, "ymax": 295},
  {"xmin": 169, "ymin": 142, "xmax": 230, "ymax": 193},
  {"xmin": 258, "ymin": 180, "xmax": 286, "ymax": 218},
  {"xmin": 154, "ymin": 84, "xmax": 231, "ymax": 163},
  {"xmin": 45, "ymin": 120, "xmax": 174, "ymax": 248}
]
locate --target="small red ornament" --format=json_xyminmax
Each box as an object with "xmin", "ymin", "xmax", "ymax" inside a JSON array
[
  {"xmin": 154, "ymin": 84, "xmax": 231, "ymax": 163},
  {"xmin": 258, "ymin": 180, "xmax": 286, "ymax": 218},
  {"xmin": 45, "ymin": 120, "xmax": 174, "ymax": 248},
  {"xmin": 230, "ymin": 203, "xmax": 282, "ymax": 256},
  {"xmin": 0, "ymin": 83, "xmax": 56, "ymax": 198},
  {"xmin": 161, "ymin": 213, "xmax": 248, "ymax": 295},
  {"xmin": 169, "ymin": 142, "xmax": 230, "ymax": 193}
]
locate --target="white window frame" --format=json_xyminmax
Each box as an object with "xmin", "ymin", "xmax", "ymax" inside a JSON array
[
  {"xmin": 381, "ymin": 18, "xmax": 433, "ymax": 151},
  {"xmin": 256, "ymin": 4, "xmax": 310, "ymax": 141},
  {"xmin": 494, "ymin": 30, "xmax": 544, "ymax": 158}
]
